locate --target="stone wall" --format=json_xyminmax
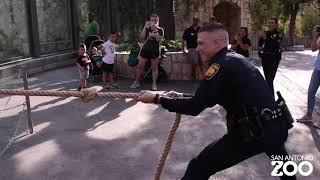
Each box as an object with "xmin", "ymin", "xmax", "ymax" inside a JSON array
[
  {"xmin": 0, "ymin": 0, "xmax": 30, "ymax": 61},
  {"xmin": 174, "ymin": 0, "xmax": 251, "ymax": 39},
  {"xmin": 79, "ymin": 0, "xmax": 90, "ymax": 39},
  {"xmin": 174, "ymin": 0, "xmax": 213, "ymax": 38},
  {"xmin": 36, "ymin": 0, "xmax": 73, "ymax": 54},
  {"xmin": 114, "ymin": 52, "xmax": 203, "ymax": 80},
  {"xmin": 0, "ymin": 0, "xmax": 76, "ymax": 62},
  {"xmin": 78, "ymin": 0, "xmax": 251, "ymax": 41}
]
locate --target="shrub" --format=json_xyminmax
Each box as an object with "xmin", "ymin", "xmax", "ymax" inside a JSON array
[
  {"xmin": 161, "ymin": 39, "xmax": 182, "ymax": 52},
  {"xmin": 116, "ymin": 42, "xmax": 135, "ymax": 52},
  {"xmin": 116, "ymin": 39, "xmax": 183, "ymax": 52}
]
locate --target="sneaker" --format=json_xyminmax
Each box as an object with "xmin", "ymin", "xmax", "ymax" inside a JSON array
[
  {"xmin": 313, "ymin": 121, "xmax": 320, "ymax": 129},
  {"xmin": 152, "ymin": 84, "xmax": 157, "ymax": 91},
  {"xmin": 130, "ymin": 81, "xmax": 141, "ymax": 89},
  {"xmin": 297, "ymin": 115, "xmax": 313, "ymax": 123}
]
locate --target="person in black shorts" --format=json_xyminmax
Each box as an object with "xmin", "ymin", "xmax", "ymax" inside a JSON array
[
  {"xmin": 130, "ymin": 14, "xmax": 164, "ymax": 91},
  {"xmin": 99, "ymin": 32, "xmax": 118, "ymax": 89},
  {"xmin": 182, "ymin": 16, "xmax": 205, "ymax": 79}
]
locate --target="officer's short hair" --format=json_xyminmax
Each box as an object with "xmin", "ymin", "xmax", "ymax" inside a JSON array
[
  {"xmin": 199, "ymin": 22, "xmax": 229, "ymax": 45},
  {"xmin": 199, "ymin": 22, "xmax": 225, "ymax": 33},
  {"xmin": 269, "ymin": 17, "xmax": 278, "ymax": 24}
]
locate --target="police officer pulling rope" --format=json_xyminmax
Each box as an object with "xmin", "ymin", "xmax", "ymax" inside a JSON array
[
  {"xmin": 258, "ymin": 17, "xmax": 283, "ymax": 98},
  {"xmin": 138, "ymin": 22, "xmax": 295, "ymax": 180}
]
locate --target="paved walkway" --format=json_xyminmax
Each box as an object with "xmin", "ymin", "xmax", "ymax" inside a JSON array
[{"xmin": 0, "ymin": 50, "xmax": 320, "ymax": 180}]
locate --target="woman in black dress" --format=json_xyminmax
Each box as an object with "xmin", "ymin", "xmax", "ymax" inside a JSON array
[{"xmin": 130, "ymin": 14, "xmax": 164, "ymax": 91}]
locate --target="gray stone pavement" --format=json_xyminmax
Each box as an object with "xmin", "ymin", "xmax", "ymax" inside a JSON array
[{"xmin": 0, "ymin": 51, "xmax": 320, "ymax": 180}]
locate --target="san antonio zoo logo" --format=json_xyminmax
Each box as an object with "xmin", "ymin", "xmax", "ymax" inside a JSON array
[{"xmin": 271, "ymin": 155, "xmax": 313, "ymax": 177}]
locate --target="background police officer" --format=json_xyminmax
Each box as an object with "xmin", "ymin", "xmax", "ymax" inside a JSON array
[
  {"xmin": 138, "ymin": 22, "xmax": 295, "ymax": 180},
  {"xmin": 258, "ymin": 17, "xmax": 283, "ymax": 97}
]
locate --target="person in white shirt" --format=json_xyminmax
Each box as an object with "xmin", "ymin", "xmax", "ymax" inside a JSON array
[{"xmin": 98, "ymin": 32, "xmax": 118, "ymax": 89}]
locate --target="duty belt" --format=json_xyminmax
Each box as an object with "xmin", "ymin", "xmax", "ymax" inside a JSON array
[
  {"xmin": 229, "ymin": 91, "xmax": 294, "ymax": 142},
  {"xmin": 259, "ymin": 48, "xmax": 283, "ymax": 55}
]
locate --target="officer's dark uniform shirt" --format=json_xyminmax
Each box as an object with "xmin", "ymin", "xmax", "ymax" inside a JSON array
[
  {"xmin": 158, "ymin": 47, "xmax": 277, "ymax": 130},
  {"xmin": 258, "ymin": 30, "xmax": 282, "ymax": 53},
  {"xmin": 182, "ymin": 26, "xmax": 200, "ymax": 49}
]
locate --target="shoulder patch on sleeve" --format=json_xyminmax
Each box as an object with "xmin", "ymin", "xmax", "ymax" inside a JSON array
[{"xmin": 204, "ymin": 63, "xmax": 220, "ymax": 80}]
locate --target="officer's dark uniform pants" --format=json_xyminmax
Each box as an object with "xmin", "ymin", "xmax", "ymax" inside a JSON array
[
  {"xmin": 181, "ymin": 132, "xmax": 296, "ymax": 180},
  {"xmin": 261, "ymin": 53, "xmax": 281, "ymax": 96}
]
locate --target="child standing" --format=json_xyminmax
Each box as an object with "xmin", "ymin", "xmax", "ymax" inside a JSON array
[
  {"xmin": 76, "ymin": 43, "xmax": 91, "ymax": 91},
  {"xmin": 99, "ymin": 32, "xmax": 118, "ymax": 89}
]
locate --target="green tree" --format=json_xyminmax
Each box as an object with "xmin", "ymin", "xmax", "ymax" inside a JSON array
[
  {"xmin": 249, "ymin": 0, "xmax": 281, "ymax": 32},
  {"xmin": 300, "ymin": 4, "xmax": 320, "ymax": 36},
  {"xmin": 277, "ymin": 0, "xmax": 318, "ymax": 45},
  {"xmin": 250, "ymin": 0, "xmax": 320, "ymax": 44}
]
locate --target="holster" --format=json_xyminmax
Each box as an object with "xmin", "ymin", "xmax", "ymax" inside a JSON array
[
  {"xmin": 229, "ymin": 107, "xmax": 264, "ymax": 143},
  {"xmin": 259, "ymin": 92, "xmax": 294, "ymax": 129},
  {"xmin": 275, "ymin": 91, "xmax": 294, "ymax": 129}
]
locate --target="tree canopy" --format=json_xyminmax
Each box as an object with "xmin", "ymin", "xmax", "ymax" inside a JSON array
[{"xmin": 250, "ymin": 0, "xmax": 320, "ymax": 44}]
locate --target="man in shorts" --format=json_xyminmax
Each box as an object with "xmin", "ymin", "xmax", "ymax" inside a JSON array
[{"xmin": 182, "ymin": 16, "xmax": 205, "ymax": 79}]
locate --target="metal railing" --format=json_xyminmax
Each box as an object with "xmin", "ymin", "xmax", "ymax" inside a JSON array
[{"xmin": 249, "ymin": 34, "xmax": 312, "ymax": 50}]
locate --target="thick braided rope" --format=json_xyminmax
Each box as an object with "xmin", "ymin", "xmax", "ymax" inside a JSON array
[
  {"xmin": 0, "ymin": 89, "xmax": 138, "ymax": 99},
  {"xmin": 0, "ymin": 88, "xmax": 182, "ymax": 179},
  {"xmin": 154, "ymin": 113, "xmax": 181, "ymax": 180}
]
